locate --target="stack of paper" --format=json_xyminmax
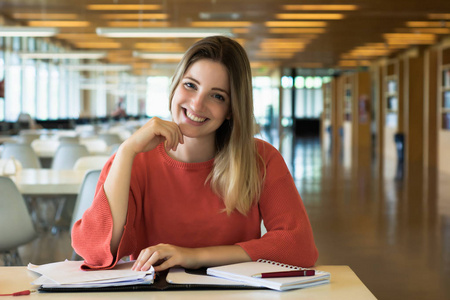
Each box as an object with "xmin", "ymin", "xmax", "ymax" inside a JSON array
[{"xmin": 28, "ymin": 260, "xmax": 154, "ymax": 289}]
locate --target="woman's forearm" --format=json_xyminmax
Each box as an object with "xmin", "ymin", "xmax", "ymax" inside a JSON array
[
  {"xmin": 195, "ymin": 245, "xmax": 252, "ymax": 268},
  {"xmin": 103, "ymin": 143, "xmax": 136, "ymax": 255}
]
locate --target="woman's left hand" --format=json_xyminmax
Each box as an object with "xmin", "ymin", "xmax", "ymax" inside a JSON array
[{"xmin": 131, "ymin": 243, "xmax": 199, "ymax": 272}]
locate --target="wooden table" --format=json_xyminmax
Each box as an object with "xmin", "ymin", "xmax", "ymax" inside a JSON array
[
  {"xmin": 0, "ymin": 265, "xmax": 376, "ymax": 299},
  {"xmin": 11, "ymin": 169, "xmax": 87, "ymax": 195}
]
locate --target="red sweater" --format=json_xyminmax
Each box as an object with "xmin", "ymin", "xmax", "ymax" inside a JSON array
[{"xmin": 71, "ymin": 139, "xmax": 318, "ymax": 269}]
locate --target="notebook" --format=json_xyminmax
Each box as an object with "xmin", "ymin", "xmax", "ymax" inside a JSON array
[{"xmin": 206, "ymin": 259, "xmax": 330, "ymax": 291}]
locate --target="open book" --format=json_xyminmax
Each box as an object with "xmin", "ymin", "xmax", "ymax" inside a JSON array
[
  {"xmin": 28, "ymin": 259, "xmax": 329, "ymax": 292},
  {"xmin": 28, "ymin": 260, "xmax": 154, "ymax": 289},
  {"xmin": 207, "ymin": 259, "xmax": 330, "ymax": 291}
]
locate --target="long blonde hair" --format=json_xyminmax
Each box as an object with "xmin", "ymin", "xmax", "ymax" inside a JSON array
[{"xmin": 169, "ymin": 36, "xmax": 264, "ymax": 215}]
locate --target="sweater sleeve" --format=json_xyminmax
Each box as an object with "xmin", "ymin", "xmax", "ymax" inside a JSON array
[
  {"xmin": 71, "ymin": 156, "xmax": 139, "ymax": 270},
  {"xmin": 236, "ymin": 142, "xmax": 318, "ymax": 268}
]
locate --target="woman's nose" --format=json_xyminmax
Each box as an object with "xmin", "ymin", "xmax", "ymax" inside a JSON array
[{"xmin": 190, "ymin": 92, "xmax": 207, "ymax": 111}]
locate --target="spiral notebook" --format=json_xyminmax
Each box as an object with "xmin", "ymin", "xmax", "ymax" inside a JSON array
[{"xmin": 206, "ymin": 259, "xmax": 330, "ymax": 291}]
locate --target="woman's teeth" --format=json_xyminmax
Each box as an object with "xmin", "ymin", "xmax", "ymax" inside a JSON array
[{"xmin": 186, "ymin": 111, "xmax": 206, "ymax": 123}]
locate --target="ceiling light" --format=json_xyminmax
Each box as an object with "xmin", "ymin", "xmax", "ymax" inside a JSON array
[
  {"xmin": 19, "ymin": 51, "xmax": 107, "ymax": 59},
  {"xmin": 427, "ymin": 14, "xmax": 450, "ymax": 19},
  {"xmin": 12, "ymin": 13, "xmax": 79, "ymax": 20},
  {"xmin": 100, "ymin": 14, "xmax": 168, "ymax": 20},
  {"xmin": 406, "ymin": 21, "xmax": 450, "ymax": 28},
  {"xmin": 275, "ymin": 13, "xmax": 344, "ymax": 20},
  {"xmin": 0, "ymin": 26, "xmax": 58, "ymax": 37},
  {"xmin": 96, "ymin": 27, "xmax": 233, "ymax": 38},
  {"xmin": 28, "ymin": 21, "xmax": 90, "ymax": 27},
  {"xmin": 64, "ymin": 64, "xmax": 132, "ymax": 71},
  {"xmin": 265, "ymin": 21, "xmax": 327, "ymax": 27},
  {"xmin": 282, "ymin": 5, "xmax": 358, "ymax": 11},
  {"xmin": 133, "ymin": 51, "xmax": 184, "ymax": 60},
  {"xmin": 268, "ymin": 28, "xmax": 326, "ymax": 34},
  {"xmin": 87, "ymin": 4, "xmax": 162, "ymax": 10},
  {"xmin": 190, "ymin": 21, "xmax": 252, "ymax": 27},
  {"xmin": 74, "ymin": 42, "xmax": 122, "ymax": 49}
]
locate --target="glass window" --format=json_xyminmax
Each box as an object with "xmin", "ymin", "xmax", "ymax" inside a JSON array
[
  {"xmin": 5, "ymin": 52, "xmax": 22, "ymax": 122},
  {"xmin": 22, "ymin": 59, "xmax": 37, "ymax": 118},
  {"xmin": 146, "ymin": 76, "xmax": 170, "ymax": 119},
  {"xmin": 253, "ymin": 76, "xmax": 274, "ymax": 127},
  {"xmin": 281, "ymin": 76, "xmax": 293, "ymax": 89},
  {"xmin": 67, "ymin": 68, "xmax": 81, "ymax": 119},
  {"xmin": 36, "ymin": 61, "xmax": 49, "ymax": 120},
  {"xmin": 0, "ymin": 45, "xmax": 4, "ymax": 121},
  {"xmin": 58, "ymin": 64, "xmax": 69, "ymax": 119},
  {"xmin": 294, "ymin": 76, "xmax": 324, "ymax": 118},
  {"xmin": 48, "ymin": 63, "xmax": 59, "ymax": 119}
]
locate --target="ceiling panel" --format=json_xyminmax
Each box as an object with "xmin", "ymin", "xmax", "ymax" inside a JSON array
[{"xmin": 1, "ymin": 0, "xmax": 450, "ymax": 75}]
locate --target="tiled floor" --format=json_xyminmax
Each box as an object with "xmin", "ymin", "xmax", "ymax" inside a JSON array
[{"xmin": 3, "ymin": 129, "xmax": 450, "ymax": 299}]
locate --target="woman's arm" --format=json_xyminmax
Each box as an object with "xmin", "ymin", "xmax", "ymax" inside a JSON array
[{"xmin": 102, "ymin": 117, "xmax": 184, "ymax": 254}]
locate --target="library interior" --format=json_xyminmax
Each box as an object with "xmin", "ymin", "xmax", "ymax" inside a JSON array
[{"xmin": 0, "ymin": 1, "xmax": 450, "ymax": 299}]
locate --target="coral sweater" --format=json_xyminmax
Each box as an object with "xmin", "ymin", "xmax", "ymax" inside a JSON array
[{"xmin": 71, "ymin": 139, "xmax": 318, "ymax": 269}]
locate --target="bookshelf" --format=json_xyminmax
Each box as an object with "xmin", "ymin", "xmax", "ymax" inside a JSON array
[
  {"xmin": 442, "ymin": 65, "xmax": 450, "ymax": 130},
  {"xmin": 385, "ymin": 75, "xmax": 398, "ymax": 128},
  {"xmin": 344, "ymin": 83, "xmax": 352, "ymax": 121}
]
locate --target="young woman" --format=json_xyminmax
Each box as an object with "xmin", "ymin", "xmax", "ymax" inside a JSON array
[{"xmin": 72, "ymin": 36, "xmax": 318, "ymax": 271}]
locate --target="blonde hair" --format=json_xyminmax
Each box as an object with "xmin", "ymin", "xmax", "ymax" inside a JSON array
[{"xmin": 169, "ymin": 36, "xmax": 264, "ymax": 215}]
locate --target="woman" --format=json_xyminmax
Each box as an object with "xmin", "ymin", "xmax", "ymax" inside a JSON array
[{"xmin": 72, "ymin": 36, "xmax": 318, "ymax": 271}]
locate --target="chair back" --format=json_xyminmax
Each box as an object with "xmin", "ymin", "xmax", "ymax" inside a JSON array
[
  {"xmin": 0, "ymin": 158, "xmax": 23, "ymax": 175},
  {"xmin": 59, "ymin": 136, "xmax": 79, "ymax": 144},
  {"xmin": 0, "ymin": 176, "xmax": 37, "ymax": 252},
  {"xmin": 1, "ymin": 143, "xmax": 42, "ymax": 168},
  {"xmin": 51, "ymin": 144, "xmax": 89, "ymax": 170},
  {"xmin": 73, "ymin": 155, "xmax": 110, "ymax": 171},
  {"xmin": 98, "ymin": 133, "xmax": 122, "ymax": 146},
  {"xmin": 70, "ymin": 169, "xmax": 101, "ymax": 230}
]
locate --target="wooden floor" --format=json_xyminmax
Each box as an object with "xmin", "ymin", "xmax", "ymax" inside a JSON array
[{"xmin": 3, "ymin": 130, "xmax": 450, "ymax": 299}]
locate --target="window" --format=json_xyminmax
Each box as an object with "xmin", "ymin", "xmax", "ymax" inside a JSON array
[
  {"xmin": 253, "ymin": 76, "xmax": 276, "ymax": 127},
  {"xmin": 48, "ymin": 63, "xmax": 59, "ymax": 120},
  {"xmin": 35, "ymin": 61, "xmax": 49, "ymax": 120},
  {"xmin": 294, "ymin": 76, "xmax": 323, "ymax": 118},
  {"xmin": 146, "ymin": 76, "xmax": 170, "ymax": 119},
  {"xmin": 5, "ymin": 52, "xmax": 22, "ymax": 122},
  {"xmin": 0, "ymin": 43, "xmax": 4, "ymax": 121},
  {"xmin": 22, "ymin": 59, "xmax": 37, "ymax": 118}
]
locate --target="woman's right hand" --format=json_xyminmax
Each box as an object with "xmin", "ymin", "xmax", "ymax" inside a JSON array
[{"xmin": 123, "ymin": 117, "xmax": 184, "ymax": 155}]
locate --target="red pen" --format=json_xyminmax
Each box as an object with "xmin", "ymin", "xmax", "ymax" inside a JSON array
[{"xmin": 251, "ymin": 270, "xmax": 315, "ymax": 278}]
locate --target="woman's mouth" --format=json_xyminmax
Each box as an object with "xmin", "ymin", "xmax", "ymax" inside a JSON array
[{"xmin": 185, "ymin": 109, "xmax": 207, "ymax": 123}]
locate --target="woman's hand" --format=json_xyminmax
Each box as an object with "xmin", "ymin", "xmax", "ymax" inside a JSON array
[
  {"xmin": 131, "ymin": 244, "xmax": 199, "ymax": 272},
  {"xmin": 131, "ymin": 244, "xmax": 252, "ymax": 272},
  {"xmin": 123, "ymin": 117, "xmax": 184, "ymax": 156}
]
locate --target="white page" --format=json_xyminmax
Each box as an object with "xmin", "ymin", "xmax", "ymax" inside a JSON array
[
  {"xmin": 28, "ymin": 260, "xmax": 153, "ymax": 285},
  {"xmin": 166, "ymin": 268, "xmax": 247, "ymax": 286}
]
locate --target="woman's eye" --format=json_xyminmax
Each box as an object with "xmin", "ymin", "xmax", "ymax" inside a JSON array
[
  {"xmin": 213, "ymin": 94, "xmax": 225, "ymax": 101},
  {"xmin": 184, "ymin": 82, "xmax": 196, "ymax": 89}
]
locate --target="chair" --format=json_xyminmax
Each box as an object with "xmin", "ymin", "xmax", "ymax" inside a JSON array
[
  {"xmin": 98, "ymin": 133, "xmax": 122, "ymax": 146},
  {"xmin": 0, "ymin": 176, "xmax": 37, "ymax": 265},
  {"xmin": 51, "ymin": 144, "xmax": 89, "ymax": 170},
  {"xmin": 80, "ymin": 138, "xmax": 108, "ymax": 155},
  {"xmin": 0, "ymin": 158, "xmax": 23, "ymax": 175},
  {"xmin": 70, "ymin": 169, "xmax": 101, "ymax": 260},
  {"xmin": 1, "ymin": 143, "xmax": 42, "ymax": 168},
  {"xmin": 73, "ymin": 155, "xmax": 110, "ymax": 171},
  {"xmin": 59, "ymin": 136, "xmax": 79, "ymax": 144}
]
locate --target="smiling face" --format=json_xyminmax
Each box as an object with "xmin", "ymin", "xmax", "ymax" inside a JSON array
[{"xmin": 171, "ymin": 59, "xmax": 231, "ymax": 141}]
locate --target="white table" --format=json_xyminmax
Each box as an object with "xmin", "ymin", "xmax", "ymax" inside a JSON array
[
  {"xmin": 0, "ymin": 265, "xmax": 376, "ymax": 299},
  {"xmin": 11, "ymin": 169, "xmax": 88, "ymax": 195}
]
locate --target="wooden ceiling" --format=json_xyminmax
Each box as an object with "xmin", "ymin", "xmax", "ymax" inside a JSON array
[{"xmin": 1, "ymin": 0, "xmax": 450, "ymax": 76}]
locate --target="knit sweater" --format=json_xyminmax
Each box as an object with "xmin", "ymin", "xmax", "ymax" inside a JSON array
[{"xmin": 71, "ymin": 138, "xmax": 318, "ymax": 269}]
